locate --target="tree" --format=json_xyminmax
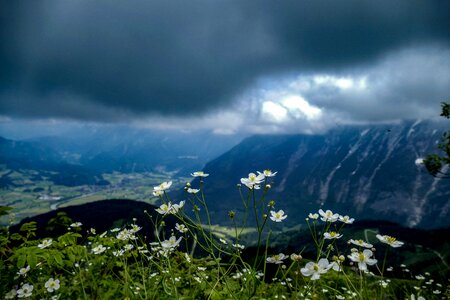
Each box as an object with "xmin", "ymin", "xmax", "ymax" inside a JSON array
[{"xmin": 423, "ymin": 102, "xmax": 450, "ymax": 178}]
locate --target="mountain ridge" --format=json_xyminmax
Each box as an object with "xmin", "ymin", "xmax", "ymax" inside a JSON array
[{"xmin": 184, "ymin": 120, "xmax": 450, "ymax": 229}]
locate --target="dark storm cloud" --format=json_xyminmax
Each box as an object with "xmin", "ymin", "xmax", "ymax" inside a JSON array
[{"xmin": 1, "ymin": 0, "xmax": 449, "ymax": 120}]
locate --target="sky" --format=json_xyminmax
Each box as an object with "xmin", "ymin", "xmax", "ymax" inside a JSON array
[{"xmin": 1, "ymin": 0, "xmax": 450, "ymax": 137}]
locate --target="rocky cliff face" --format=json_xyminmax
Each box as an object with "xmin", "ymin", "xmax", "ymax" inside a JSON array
[{"xmin": 191, "ymin": 120, "xmax": 450, "ymax": 228}]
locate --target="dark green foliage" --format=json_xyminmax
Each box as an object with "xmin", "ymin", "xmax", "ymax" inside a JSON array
[{"xmin": 424, "ymin": 102, "xmax": 450, "ymax": 177}]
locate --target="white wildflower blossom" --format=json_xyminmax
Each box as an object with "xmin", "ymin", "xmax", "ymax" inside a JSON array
[
  {"xmin": 175, "ymin": 223, "xmax": 188, "ymax": 233},
  {"xmin": 376, "ymin": 234, "xmax": 404, "ymax": 248},
  {"xmin": 290, "ymin": 253, "xmax": 302, "ymax": 261},
  {"xmin": 153, "ymin": 190, "xmax": 164, "ymax": 197},
  {"xmin": 70, "ymin": 222, "xmax": 82, "ymax": 228},
  {"xmin": 232, "ymin": 243, "xmax": 245, "ymax": 250},
  {"xmin": 339, "ymin": 215, "xmax": 355, "ymax": 224},
  {"xmin": 318, "ymin": 209, "xmax": 339, "ymax": 222},
  {"xmin": 266, "ymin": 253, "xmax": 288, "ymax": 264},
  {"xmin": 123, "ymin": 244, "xmax": 134, "ymax": 251},
  {"xmin": 17, "ymin": 265, "xmax": 30, "ymax": 276},
  {"xmin": 171, "ymin": 201, "xmax": 185, "ymax": 214},
  {"xmin": 160, "ymin": 236, "xmax": 182, "ymax": 250},
  {"xmin": 92, "ymin": 244, "xmax": 107, "ymax": 255},
  {"xmin": 300, "ymin": 258, "xmax": 332, "ymax": 280},
  {"xmin": 4, "ymin": 289, "xmax": 17, "ymax": 299},
  {"xmin": 130, "ymin": 224, "xmax": 141, "ymax": 233},
  {"xmin": 270, "ymin": 210, "xmax": 287, "ymax": 222},
  {"xmin": 113, "ymin": 250, "xmax": 125, "ymax": 257},
  {"xmin": 155, "ymin": 203, "xmax": 172, "ymax": 215},
  {"xmin": 258, "ymin": 169, "xmax": 277, "ymax": 177},
  {"xmin": 116, "ymin": 229, "xmax": 133, "ymax": 241},
  {"xmin": 38, "ymin": 239, "xmax": 53, "ymax": 249},
  {"xmin": 240, "ymin": 172, "xmax": 265, "ymax": 189},
  {"xmin": 17, "ymin": 283, "xmax": 33, "ymax": 298},
  {"xmin": 347, "ymin": 249, "xmax": 377, "ymax": 271},
  {"xmin": 45, "ymin": 278, "xmax": 60, "ymax": 293},
  {"xmin": 308, "ymin": 213, "xmax": 319, "ymax": 220},
  {"xmin": 323, "ymin": 231, "xmax": 342, "ymax": 239},
  {"xmin": 187, "ymin": 188, "xmax": 200, "ymax": 194},
  {"xmin": 153, "ymin": 181, "xmax": 172, "ymax": 192},
  {"xmin": 219, "ymin": 238, "xmax": 228, "ymax": 245},
  {"xmin": 348, "ymin": 239, "xmax": 373, "ymax": 248},
  {"xmin": 191, "ymin": 171, "xmax": 209, "ymax": 177}
]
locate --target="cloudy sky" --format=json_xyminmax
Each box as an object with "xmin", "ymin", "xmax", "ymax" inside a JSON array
[{"xmin": 1, "ymin": 0, "xmax": 449, "ymax": 136}]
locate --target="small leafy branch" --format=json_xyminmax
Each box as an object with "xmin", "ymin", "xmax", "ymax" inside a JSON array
[
  {"xmin": 424, "ymin": 102, "xmax": 450, "ymax": 178},
  {"xmin": 0, "ymin": 169, "xmax": 449, "ymax": 299}
]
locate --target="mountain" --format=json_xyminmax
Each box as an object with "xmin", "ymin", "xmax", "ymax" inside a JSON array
[
  {"xmin": 27, "ymin": 127, "xmax": 244, "ymax": 175},
  {"xmin": 0, "ymin": 136, "xmax": 106, "ymax": 186},
  {"xmin": 184, "ymin": 120, "xmax": 450, "ymax": 229}
]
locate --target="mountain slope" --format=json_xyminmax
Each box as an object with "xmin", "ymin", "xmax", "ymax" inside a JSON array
[{"xmin": 187, "ymin": 121, "xmax": 450, "ymax": 228}]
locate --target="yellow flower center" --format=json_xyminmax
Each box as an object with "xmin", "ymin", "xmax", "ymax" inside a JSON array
[{"xmin": 386, "ymin": 236, "xmax": 396, "ymax": 243}]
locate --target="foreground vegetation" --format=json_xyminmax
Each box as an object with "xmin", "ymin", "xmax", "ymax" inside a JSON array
[{"xmin": 1, "ymin": 170, "xmax": 449, "ymax": 299}]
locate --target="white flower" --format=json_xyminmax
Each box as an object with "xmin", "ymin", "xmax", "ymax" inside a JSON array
[
  {"xmin": 323, "ymin": 231, "xmax": 342, "ymax": 239},
  {"xmin": 258, "ymin": 169, "xmax": 277, "ymax": 177},
  {"xmin": 45, "ymin": 278, "xmax": 60, "ymax": 293},
  {"xmin": 347, "ymin": 249, "xmax": 377, "ymax": 271},
  {"xmin": 155, "ymin": 203, "xmax": 172, "ymax": 215},
  {"xmin": 160, "ymin": 236, "xmax": 182, "ymax": 250},
  {"xmin": 175, "ymin": 223, "xmax": 188, "ymax": 233},
  {"xmin": 187, "ymin": 188, "xmax": 200, "ymax": 194},
  {"xmin": 349, "ymin": 239, "xmax": 373, "ymax": 248},
  {"xmin": 153, "ymin": 190, "xmax": 164, "ymax": 197},
  {"xmin": 70, "ymin": 222, "xmax": 82, "ymax": 228},
  {"xmin": 376, "ymin": 234, "xmax": 404, "ymax": 248},
  {"xmin": 184, "ymin": 253, "xmax": 191, "ymax": 263},
  {"xmin": 124, "ymin": 244, "xmax": 134, "ymax": 251},
  {"xmin": 318, "ymin": 209, "xmax": 339, "ymax": 222},
  {"xmin": 219, "ymin": 238, "xmax": 228, "ymax": 245},
  {"xmin": 130, "ymin": 224, "xmax": 142, "ymax": 233},
  {"xmin": 240, "ymin": 172, "xmax": 265, "ymax": 189},
  {"xmin": 308, "ymin": 213, "xmax": 319, "ymax": 220},
  {"xmin": 300, "ymin": 258, "xmax": 332, "ymax": 280},
  {"xmin": 153, "ymin": 181, "xmax": 172, "ymax": 192},
  {"xmin": 378, "ymin": 280, "xmax": 389, "ymax": 288},
  {"xmin": 113, "ymin": 250, "xmax": 124, "ymax": 257},
  {"xmin": 92, "ymin": 244, "xmax": 106, "ymax": 255},
  {"xmin": 290, "ymin": 253, "xmax": 302, "ymax": 261},
  {"xmin": 116, "ymin": 229, "xmax": 134, "ymax": 241},
  {"xmin": 17, "ymin": 283, "xmax": 33, "ymax": 298},
  {"xmin": 410, "ymin": 295, "xmax": 426, "ymax": 300},
  {"xmin": 266, "ymin": 253, "xmax": 288, "ymax": 264},
  {"xmin": 4, "ymin": 289, "xmax": 17, "ymax": 299},
  {"xmin": 171, "ymin": 201, "xmax": 185, "ymax": 214},
  {"xmin": 191, "ymin": 171, "xmax": 209, "ymax": 177},
  {"xmin": 38, "ymin": 239, "xmax": 53, "ymax": 249},
  {"xmin": 17, "ymin": 265, "xmax": 30, "ymax": 276},
  {"xmin": 270, "ymin": 210, "xmax": 287, "ymax": 222},
  {"xmin": 232, "ymin": 243, "xmax": 245, "ymax": 250},
  {"xmin": 339, "ymin": 215, "xmax": 355, "ymax": 224}
]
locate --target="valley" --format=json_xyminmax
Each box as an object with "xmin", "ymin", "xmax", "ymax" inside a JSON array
[{"xmin": 0, "ymin": 166, "xmax": 189, "ymax": 225}]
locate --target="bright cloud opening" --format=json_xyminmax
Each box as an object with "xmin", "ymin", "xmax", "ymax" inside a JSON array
[
  {"xmin": 262, "ymin": 101, "xmax": 288, "ymax": 122},
  {"xmin": 281, "ymin": 95, "xmax": 322, "ymax": 120}
]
